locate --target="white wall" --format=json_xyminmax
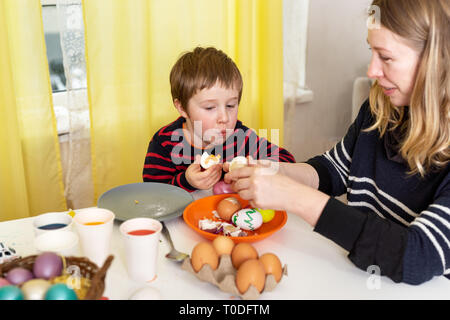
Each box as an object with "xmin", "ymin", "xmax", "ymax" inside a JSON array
[{"xmin": 285, "ymin": 0, "xmax": 372, "ymax": 161}]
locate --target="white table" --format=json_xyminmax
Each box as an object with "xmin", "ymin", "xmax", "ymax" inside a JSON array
[{"xmin": 1, "ymin": 190, "xmax": 449, "ymax": 300}]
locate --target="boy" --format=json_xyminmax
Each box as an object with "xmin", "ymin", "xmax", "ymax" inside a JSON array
[{"xmin": 143, "ymin": 47, "xmax": 295, "ymax": 192}]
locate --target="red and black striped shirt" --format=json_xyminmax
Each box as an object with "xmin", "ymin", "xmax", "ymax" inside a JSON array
[{"xmin": 143, "ymin": 117, "xmax": 296, "ymax": 192}]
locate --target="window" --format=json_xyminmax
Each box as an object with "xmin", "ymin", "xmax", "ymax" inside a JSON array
[
  {"xmin": 42, "ymin": 1, "xmax": 66, "ymax": 92},
  {"xmin": 283, "ymin": 0, "xmax": 313, "ymax": 104},
  {"xmin": 41, "ymin": 0, "xmax": 89, "ymax": 137}
]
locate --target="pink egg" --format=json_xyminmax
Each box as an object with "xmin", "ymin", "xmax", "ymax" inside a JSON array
[
  {"xmin": 33, "ymin": 252, "xmax": 63, "ymax": 280},
  {"xmin": 0, "ymin": 277, "xmax": 11, "ymax": 288},
  {"xmin": 213, "ymin": 180, "xmax": 234, "ymax": 195},
  {"xmin": 6, "ymin": 268, "xmax": 34, "ymax": 285}
]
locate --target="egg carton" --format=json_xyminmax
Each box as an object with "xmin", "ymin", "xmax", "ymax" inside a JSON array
[{"xmin": 181, "ymin": 254, "xmax": 287, "ymax": 300}]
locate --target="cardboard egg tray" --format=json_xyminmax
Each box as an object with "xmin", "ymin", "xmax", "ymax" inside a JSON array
[{"xmin": 181, "ymin": 254, "xmax": 288, "ymax": 300}]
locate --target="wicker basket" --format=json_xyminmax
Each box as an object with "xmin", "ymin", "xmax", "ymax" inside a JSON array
[{"xmin": 0, "ymin": 254, "xmax": 114, "ymax": 300}]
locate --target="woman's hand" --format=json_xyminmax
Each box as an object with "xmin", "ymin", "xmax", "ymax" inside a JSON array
[
  {"xmin": 186, "ymin": 155, "xmax": 223, "ymax": 190},
  {"xmin": 224, "ymin": 164, "xmax": 297, "ymax": 211},
  {"xmin": 224, "ymin": 162, "xmax": 330, "ymax": 227}
]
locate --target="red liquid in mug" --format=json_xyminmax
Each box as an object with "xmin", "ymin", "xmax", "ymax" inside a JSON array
[{"xmin": 127, "ymin": 229, "xmax": 156, "ymax": 236}]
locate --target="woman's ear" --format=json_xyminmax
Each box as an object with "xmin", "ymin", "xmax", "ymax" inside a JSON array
[{"xmin": 174, "ymin": 99, "xmax": 188, "ymax": 119}]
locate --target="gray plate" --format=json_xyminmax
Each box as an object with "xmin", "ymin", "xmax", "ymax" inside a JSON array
[{"xmin": 97, "ymin": 182, "xmax": 194, "ymax": 222}]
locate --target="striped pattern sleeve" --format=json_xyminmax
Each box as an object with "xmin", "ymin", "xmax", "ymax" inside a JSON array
[
  {"xmin": 405, "ymin": 187, "xmax": 450, "ymax": 284},
  {"xmin": 143, "ymin": 130, "xmax": 196, "ymax": 192}
]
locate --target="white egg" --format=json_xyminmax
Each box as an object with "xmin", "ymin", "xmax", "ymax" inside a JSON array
[
  {"xmin": 231, "ymin": 208, "xmax": 263, "ymax": 231},
  {"xmin": 129, "ymin": 286, "xmax": 162, "ymax": 300},
  {"xmin": 200, "ymin": 151, "xmax": 221, "ymax": 169},
  {"xmin": 229, "ymin": 156, "xmax": 248, "ymax": 171}
]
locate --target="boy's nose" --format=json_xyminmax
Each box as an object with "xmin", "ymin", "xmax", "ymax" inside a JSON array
[
  {"xmin": 367, "ymin": 55, "xmax": 383, "ymax": 79},
  {"xmin": 217, "ymin": 107, "xmax": 229, "ymax": 123}
]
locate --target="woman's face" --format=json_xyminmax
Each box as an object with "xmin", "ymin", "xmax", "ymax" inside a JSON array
[{"xmin": 367, "ymin": 26, "xmax": 421, "ymax": 107}]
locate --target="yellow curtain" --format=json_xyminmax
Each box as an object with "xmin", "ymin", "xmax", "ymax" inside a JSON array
[
  {"xmin": 82, "ymin": 0, "xmax": 284, "ymax": 201},
  {"xmin": 0, "ymin": 0, "xmax": 66, "ymax": 221}
]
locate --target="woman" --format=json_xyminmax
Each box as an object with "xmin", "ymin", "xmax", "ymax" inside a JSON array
[{"xmin": 224, "ymin": 0, "xmax": 449, "ymax": 285}]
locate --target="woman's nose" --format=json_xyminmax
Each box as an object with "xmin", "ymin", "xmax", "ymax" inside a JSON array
[{"xmin": 367, "ymin": 55, "xmax": 383, "ymax": 79}]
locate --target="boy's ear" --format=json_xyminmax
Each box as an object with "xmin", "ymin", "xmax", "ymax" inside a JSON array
[{"xmin": 174, "ymin": 99, "xmax": 188, "ymax": 119}]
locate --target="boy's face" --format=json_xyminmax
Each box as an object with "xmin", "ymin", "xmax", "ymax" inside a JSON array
[{"xmin": 175, "ymin": 82, "xmax": 239, "ymax": 148}]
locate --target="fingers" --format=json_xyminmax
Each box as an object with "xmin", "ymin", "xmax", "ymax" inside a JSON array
[{"xmin": 224, "ymin": 166, "xmax": 254, "ymax": 183}]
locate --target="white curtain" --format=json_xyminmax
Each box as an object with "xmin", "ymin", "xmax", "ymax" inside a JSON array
[{"xmin": 56, "ymin": 0, "xmax": 93, "ymax": 209}]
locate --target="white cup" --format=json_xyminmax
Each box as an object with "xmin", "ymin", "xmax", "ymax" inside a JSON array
[
  {"xmin": 34, "ymin": 230, "xmax": 80, "ymax": 256},
  {"xmin": 120, "ymin": 218, "xmax": 162, "ymax": 282},
  {"xmin": 33, "ymin": 212, "xmax": 73, "ymax": 236},
  {"xmin": 73, "ymin": 207, "xmax": 115, "ymax": 267}
]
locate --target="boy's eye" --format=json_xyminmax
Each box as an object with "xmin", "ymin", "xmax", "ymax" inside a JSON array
[
  {"xmin": 380, "ymin": 55, "xmax": 391, "ymax": 62},
  {"xmin": 205, "ymin": 106, "xmax": 215, "ymax": 110},
  {"xmin": 226, "ymin": 104, "xmax": 236, "ymax": 109}
]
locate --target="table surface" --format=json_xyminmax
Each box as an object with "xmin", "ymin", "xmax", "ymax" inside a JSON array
[{"xmin": 1, "ymin": 190, "xmax": 449, "ymax": 300}]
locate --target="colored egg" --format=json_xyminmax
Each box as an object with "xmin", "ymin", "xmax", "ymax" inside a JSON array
[
  {"xmin": 33, "ymin": 252, "xmax": 63, "ymax": 280},
  {"xmin": 0, "ymin": 285, "xmax": 24, "ymax": 300},
  {"xmin": 0, "ymin": 278, "xmax": 11, "ymax": 288},
  {"xmin": 45, "ymin": 283, "xmax": 78, "ymax": 300},
  {"xmin": 21, "ymin": 279, "xmax": 51, "ymax": 300},
  {"xmin": 231, "ymin": 209, "xmax": 263, "ymax": 231},
  {"xmin": 256, "ymin": 208, "xmax": 276, "ymax": 223},
  {"xmin": 6, "ymin": 267, "xmax": 34, "ymax": 285}
]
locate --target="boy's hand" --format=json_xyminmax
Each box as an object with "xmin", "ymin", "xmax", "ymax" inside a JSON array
[{"xmin": 186, "ymin": 155, "xmax": 223, "ymax": 190}]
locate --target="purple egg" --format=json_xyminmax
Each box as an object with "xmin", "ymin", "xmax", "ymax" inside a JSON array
[
  {"xmin": 6, "ymin": 268, "xmax": 34, "ymax": 285},
  {"xmin": 33, "ymin": 252, "xmax": 63, "ymax": 280},
  {"xmin": 0, "ymin": 277, "xmax": 11, "ymax": 288}
]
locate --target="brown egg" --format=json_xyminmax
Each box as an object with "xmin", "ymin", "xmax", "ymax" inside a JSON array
[
  {"xmin": 235, "ymin": 259, "xmax": 266, "ymax": 294},
  {"xmin": 217, "ymin": 197, "xmax": 241, "ymax": 221},
  {"xmin": 231, "ymin": 242, "xmax": 258, "ymax": 269},
  {"xmin": 191, "ymin": 242, "xmax": 219, "ymax": 272},
  {"xmin": 212, "ymin": 236, "xmax": 235, "ymax": 256},
  {"xmin": 259, "ymin": 253, "xmax": 283, "ymax": 282}
]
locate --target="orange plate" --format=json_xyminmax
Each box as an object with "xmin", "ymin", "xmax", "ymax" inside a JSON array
[{"xmin": 183, "ymin": 194, "xmax": 287, "ymax": 243}]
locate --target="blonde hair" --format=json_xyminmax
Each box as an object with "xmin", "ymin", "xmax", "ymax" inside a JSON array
[{"xmin": 367, "ymin": 0, "xmax": 450, "ymax": 176}]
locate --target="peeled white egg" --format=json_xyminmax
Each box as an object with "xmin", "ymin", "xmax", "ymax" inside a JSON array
[
  {"xmin": 229, "ymin": 156, "xmax": 248, "ymax": 171},
  {"xmin": 231, "ymin": 208, "xmax": 263, "ymax": 231},
  {"xmin": 129, "ymin": 286, "xmax": 162, "ymax": 300},
  {"xmin": 200, "ymin": 151, "xmax": 221, "ymax": 169}
]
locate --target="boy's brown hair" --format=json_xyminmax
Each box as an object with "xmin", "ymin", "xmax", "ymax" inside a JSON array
[{"xmin": 170, "ymin": 47, "xmax": 243, "ymax": 111}]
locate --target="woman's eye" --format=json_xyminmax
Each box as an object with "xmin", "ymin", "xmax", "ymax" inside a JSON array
[
  {"xmin": 380, "ymin": 55, "xmax": 391, "ymax": 61},
  {"xmin": 205, "ymin": 106, "xmax": 215, "ymax": 110},
  {"xmin": 226, "ymin": 104, "xmax": 236, "ymax": 109}
]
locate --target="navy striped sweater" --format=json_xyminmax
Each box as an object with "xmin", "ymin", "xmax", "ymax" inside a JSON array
[
  {"xmin": 307, "ymin": 100, "xmax": 450, "ymax": 284},
  {"xmin": 143, "ymin": 117, "xmax": 296, "ymax": 192}
]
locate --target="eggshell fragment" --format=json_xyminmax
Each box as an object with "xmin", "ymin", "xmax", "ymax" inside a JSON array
[
  {"xmin": 235, "ymin": 259, "xmax": 265, "ymax": 294},
  {"xmin": 191, "ymin": 242, "xmax": 219, "ymax": 272},
  {"xmin": 231, "ymin": 243, "xmax": 258, "ymax": 269},
  {"xmin": 212, "ymin": 236, "xmax": 235, "ymax": 256},
  {"xmin": 259, "ymin": 253, "xmax": 283, "ymax": 283},
  {"xmin": 217, "ymin": 197, "xmax": 241, "ymax": 221}
]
